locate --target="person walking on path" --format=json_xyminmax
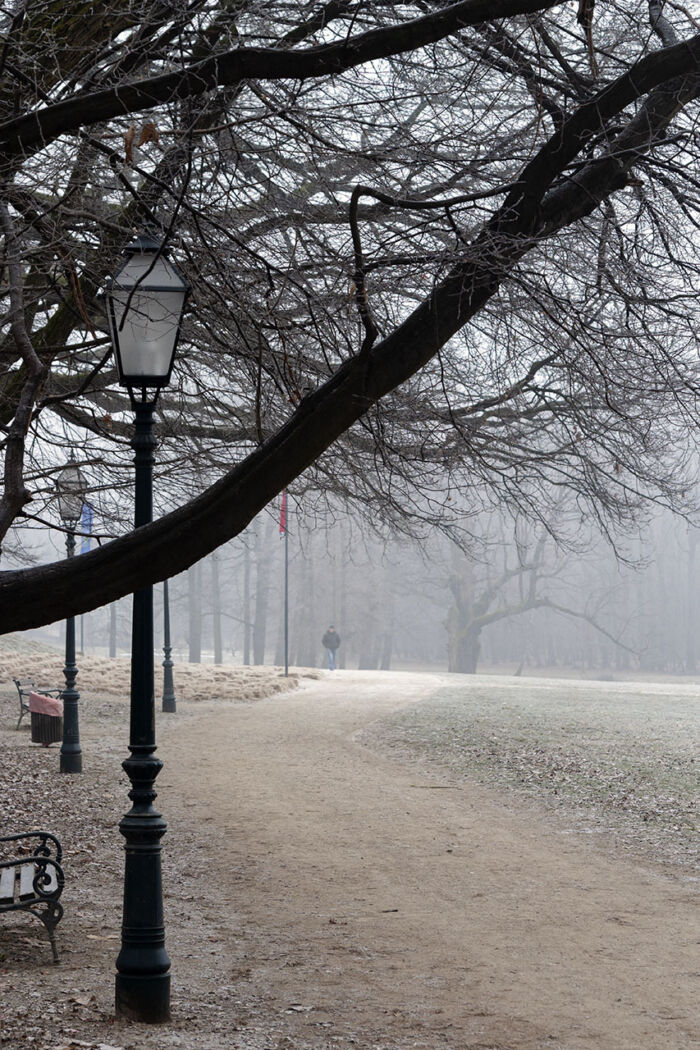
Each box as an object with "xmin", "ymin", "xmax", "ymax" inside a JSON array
[{"xmin": 322, "ymin": 626, "xmax": 341, "ymax": 670}]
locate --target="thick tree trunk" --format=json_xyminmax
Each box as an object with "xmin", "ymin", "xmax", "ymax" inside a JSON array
[
  {"xmin": 446, "ymin": 558, "xmax": 481, "ymax": 674},
  {"xmin": 253, "ymin": 516, "xmax": 275, "ymax": 664},
  {"xmin": 243, "ymin": 537, "xmax": 251, "ymax": 665},
  {"xmin": 357, "ymin": 591, "xmax": 379, "ymax": 669},
  {"xmin": 188, "ymin": 561, "xmax": 202, "ymax": 663},
  {"xmin": 447, "ymin": 619, "xmax": 481, "ymax": 674},
  {"xmin": 109, "ymin": 603, "xmax": 117, "ymax": 658},
  {"xmin": 379, "ymin": 628, "xmax": 393, "ymax": 671},
  {"xmin": 337, "ymin": 526, "xmax": 346, "ymax": 669},
  {"xmin": 211, "ymin": 553, "xmax": 223, "ymax": 665},
  {"xmin": 298, "ymin": 545, "xmax": 317, "ymax": 668},
  {"xmin": 685, "ymin": 528, "xmax": 697, "ymax": 674},
  {"xmin": 5, "ymin": 45, "xmax": 698, "ymax": 639}
]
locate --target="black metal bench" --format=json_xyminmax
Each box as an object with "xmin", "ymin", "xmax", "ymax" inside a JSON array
[
  {"xmin": 0, "ymin": 832, "xmax": 65, "ymax": 963},
  {"xmin": 13, "ymin": 679, "xmax": 63, "ymax": 731}
]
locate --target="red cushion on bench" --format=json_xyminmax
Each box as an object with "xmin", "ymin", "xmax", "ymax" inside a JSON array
[{"xmin": 28, "ymin": 692, "xmax": 63, "ymax": 717}]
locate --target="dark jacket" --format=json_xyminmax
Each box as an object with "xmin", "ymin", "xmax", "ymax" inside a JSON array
[{"xmin": 322, "ymin": 629, "xmax": 340, "ymax": 650}]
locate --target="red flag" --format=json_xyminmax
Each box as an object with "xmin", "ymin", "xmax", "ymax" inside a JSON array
[{"xmin": 279, "ymin": 490, "xmax": 287, "ymax": 536}]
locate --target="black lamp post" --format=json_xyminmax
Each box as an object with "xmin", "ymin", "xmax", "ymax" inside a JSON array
[
  {"xmin": 56, "ymin": 457, "xmax": 87, "ymax": 775},
  {"xmin": 106, "ymin": 231, "xmax": 189, "ymax": 1023},
  {"xmin": 161, "ymin": 579, "xmax": 176, "ymax": 712}
]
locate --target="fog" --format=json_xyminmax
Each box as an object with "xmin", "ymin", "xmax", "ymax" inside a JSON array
[{"xmin": 15, "ymin": 497, "xmax": 700, "ymax": 679}]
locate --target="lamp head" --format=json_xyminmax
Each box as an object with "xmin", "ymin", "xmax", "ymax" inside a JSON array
[
  {"xmin": 56, "ymin": 456, "xmax": 87, "ymax": 526},
  {"xmin": 106, "ymin": 232, "xmax": 189, "ymax": 394}
]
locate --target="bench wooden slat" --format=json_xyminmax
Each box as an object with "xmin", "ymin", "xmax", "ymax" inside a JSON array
[
  {"xmin": 0, "ymin": 866, "xmax": 15, "ymax": 903},
  {"xmin": 16, "ymin": 862, "xmax": 59, "ymax": 900},
  {"xmin": 18, "ymin": 863, "xmax": 35, "ymax": 900},
  {"xmin": 42, "ymin": 865, "xmax": 58, "ymax": 894}
]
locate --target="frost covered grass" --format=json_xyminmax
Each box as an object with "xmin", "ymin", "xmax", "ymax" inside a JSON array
[{"xmin": 364, "ymin": 675, "xmax": 699, "ymax": 872}]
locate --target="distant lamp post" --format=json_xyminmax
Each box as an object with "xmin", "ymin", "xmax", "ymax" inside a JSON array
[
  {"xmin": 161, "ymin": 579, "xmax": 176, "ymax": 712},
  {"xmin": 56, "ymin": 456, "xmax": 87, "ymax": 775},
  {"xmin": 106, "ymin": 231, "xmax": 189, "ymax": 1023}
]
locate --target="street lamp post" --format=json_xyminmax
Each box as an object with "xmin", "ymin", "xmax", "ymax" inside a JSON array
[
  {"xmin": 56, "ymin": 458, "xmax": 87, "ymax": 775},
  {"xmin": 161, "ymin": 579, "xmax": 176, "ymax": 712},
  {"xmin": 106, "ymin": 231, "xmax": 189, "ymax": 1023}
]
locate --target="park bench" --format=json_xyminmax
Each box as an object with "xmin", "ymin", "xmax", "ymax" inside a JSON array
[
  {"xmin": 13, "ymin": 678, "xmax": 63, "ymax": 731},
  {"xmin": 0, "ymin": 831, "xmax": 64, "ymax": 963}
]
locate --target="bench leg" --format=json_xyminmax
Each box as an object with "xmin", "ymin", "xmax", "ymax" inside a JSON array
[
  {"xmin": 31, "ymin": 901, "xmax": 63, "ymax": 963},
  {"xmin": 16, "ymin": 708, "xmax": 25, "ymax": 730},
  {"xmin": 46, "ymin": 922, "xmax": 59, "ymax": 965}
]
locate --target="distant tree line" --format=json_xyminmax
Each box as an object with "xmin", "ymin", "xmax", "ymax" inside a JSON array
[{"xmin": 69, "ymin": 501, "xmax": 700, "ymax": 677}]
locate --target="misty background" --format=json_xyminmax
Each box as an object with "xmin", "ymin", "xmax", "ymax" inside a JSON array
[{"xmin": 13, "ymin": 495, "xmax": 700, "ymax": 677}]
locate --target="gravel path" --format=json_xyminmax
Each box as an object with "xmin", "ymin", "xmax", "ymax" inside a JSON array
[{"xmin": 0, "ymin": 665, "xmax": 697, "ymax": 1050}]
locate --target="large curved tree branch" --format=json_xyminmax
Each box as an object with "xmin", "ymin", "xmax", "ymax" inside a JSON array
[
  {"xmin": 0, "ymin": 0, "xmax": 565, "ymax": 162},
  {"xmin": 1, "ymin": 30, "xmax": 698, "ymax": 633}
]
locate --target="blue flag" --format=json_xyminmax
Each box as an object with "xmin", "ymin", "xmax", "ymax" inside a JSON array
[{"xmin": 80, "ymin": 502, "xmax": 94, "ymax": 554}]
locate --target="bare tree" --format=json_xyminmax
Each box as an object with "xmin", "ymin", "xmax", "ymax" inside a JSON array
[
  {"xmin": 2, "ymin": 2, "xmax": 700, "ymax": 632},
  {"xmin": 444, "ymin": 519, "xmax": 636, "ymax": 673}
]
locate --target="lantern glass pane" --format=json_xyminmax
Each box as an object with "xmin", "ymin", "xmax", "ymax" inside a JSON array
[
  {"xmin": 109, "ymin": 288, "xmax": 185, "ymax": 381},
  {"xmin": 56, "ymin": 463, "xmax": 86, "ymax": 523},
  {"xmin": 108, "ymin": 244, "xmax": 188, "ymax": 386}
]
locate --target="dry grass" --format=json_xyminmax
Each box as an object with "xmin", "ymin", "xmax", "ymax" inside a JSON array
[{"xmin": 0, "ymin": 634, "xmax": 319, "ymax": 706}]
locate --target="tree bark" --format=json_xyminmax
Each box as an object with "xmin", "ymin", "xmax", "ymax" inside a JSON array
[
  {"xmin": 379, "ymin": 628, "xmax": 393, "ymax": 671},
  {"xmin": 243, "ymin": 537, "xmax": 251, "ymax": 666},
  {"xmin": 211, "ymin": 553, "xmax": 223, "ymax": 665},
  {"xmin": 448, "ymin": 624, "xmax": 482, "ymax": 674},
  {"xmin": 188, "ymin": 562, "xmax": 202, "ymax": 664},
  {"xmin": 685, "ymin": 528, "xmax": 697, "ymax": 674},
  {"xmin": 337, "ymin": 526, "xmax": 347, "ymax": 670},
  {"xmin": 297, "ymin": 539, "xmax": 317, "ymax": 668},
  {"xmin": 109, "ymin": 603, "xmax": 117, "ymax": 658},
  {"xmin": 253, "ymin": 516, "xmax": 274, "ymax": 664}
]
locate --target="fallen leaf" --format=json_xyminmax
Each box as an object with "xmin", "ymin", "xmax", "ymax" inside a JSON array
[{"xmin": 69, "ymin": 994, "xmax": 93, "ymax": 1006}]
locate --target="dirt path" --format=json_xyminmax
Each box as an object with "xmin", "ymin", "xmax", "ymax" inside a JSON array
[{"xmin": 158, "ymin": 670, "xmax": 699, "ymax": 1050}]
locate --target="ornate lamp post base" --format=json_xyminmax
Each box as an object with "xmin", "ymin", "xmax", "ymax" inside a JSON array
[
  {"xmin": 115, "ymin": 975, "xmax": 170, "ymax": 1023},
  {"xmin": 162, "ymin": 578, "xmax": 177, "ymax": 713},
  {"xmin": 161, "ymin": 666, "xmax": 176, "ymax": 713}
]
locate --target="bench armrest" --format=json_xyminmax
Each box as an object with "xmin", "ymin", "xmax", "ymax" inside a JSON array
[
  {"xmin": 16, "ymin": 688, "xmax": 63, "ymax": 699},
  {"xmin": 0, "ymin": 831, "xmax": 62, "ymax": 864}
]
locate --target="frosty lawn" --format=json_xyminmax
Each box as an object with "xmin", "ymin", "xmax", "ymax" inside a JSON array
[{"xmin": 363, "ymin": 674, "xmax": 699, "ymax": 872}]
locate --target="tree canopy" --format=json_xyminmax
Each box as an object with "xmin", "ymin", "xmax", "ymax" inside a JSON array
[{"xmin": 1, "ymin": 0, "xmax": 700, "ymax": 632}]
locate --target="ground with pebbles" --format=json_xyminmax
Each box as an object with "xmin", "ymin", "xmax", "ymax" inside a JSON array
[{"xmin": 0, "ymin": 652, "xmax": 697, "ymax": 1050}]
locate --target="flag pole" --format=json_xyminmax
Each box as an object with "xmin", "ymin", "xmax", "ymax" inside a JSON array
[
  {"xmin": 284, "ymin": 493, "xmax": 289, "ymax": 677},
  {"xmin": 280, "ymin": 490, "xmax": 289, "ymax": 676},
  {"xmin": 79, "ymin": 502, "xmax": 93, "ymax": 656}
]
